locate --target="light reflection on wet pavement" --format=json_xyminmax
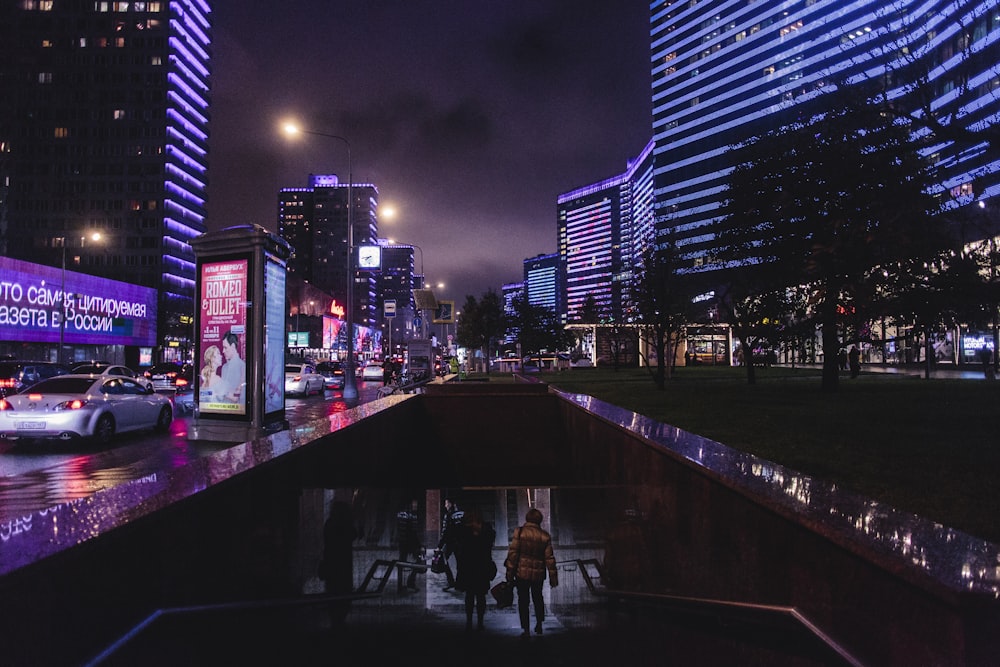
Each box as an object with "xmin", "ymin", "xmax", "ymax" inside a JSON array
[{"xmin": 0, "ymin": 382, "xmax": 385, "ymax": 521}]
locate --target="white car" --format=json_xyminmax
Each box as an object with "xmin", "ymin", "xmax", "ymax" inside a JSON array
[
  {"xmin": 284, "ymin": 363, "xmax": 325, "ymax": 396},
  {"xmin": 0, "ymin": 374, "xmax": 173, "ymax": 445},
  {"xmin": 72, "ymin": 363, "xmax": 154, "ymax": 391},
  {"xmin": 361, "ymin": 362, "xmax": 384, "ymax": 381}
]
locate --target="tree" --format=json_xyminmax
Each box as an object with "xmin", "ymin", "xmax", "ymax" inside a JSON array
[
  {"xmin": 455, "ymin": 290, "xmax": 505, "ymax": 373},
  {"xmin": 631, "ymin": 242, "xmax": 701, "ymax": 389},
  {"xmin": 507, "ymin": 297, "xmax": 573, "ymax": 356},
  {"xmin": 718, "ymin": 92, "xmax": 943, "ymax": 391}
]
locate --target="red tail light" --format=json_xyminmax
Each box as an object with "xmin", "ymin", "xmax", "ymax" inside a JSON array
[
  {"xmin": 55, "ymin": 399, "xmax": 87, "ymax": 410},
  {"xmin": 0, "ymin": 379, "xmax": 15, "ymax": 389},
  {"xmin": 175, "ymin": 377, "xmax": 189, "ymax": 387},
  {"xmin": 0, "ymin": 399, "xmax": 11, "ymax": 411}
]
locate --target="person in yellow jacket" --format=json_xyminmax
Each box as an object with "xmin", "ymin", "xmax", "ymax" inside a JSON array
[{"xmin": 504, "ymin": 508, "xmax": 558, "ymax": 637}]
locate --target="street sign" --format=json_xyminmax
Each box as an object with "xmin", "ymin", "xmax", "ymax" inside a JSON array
[
  {"xmin": 413, "ymin": 316, "xmax": 421, "ymax": 329},
  {"xmin": 384, "ymin": 299, "xmax": 396, "ymax": 318}
]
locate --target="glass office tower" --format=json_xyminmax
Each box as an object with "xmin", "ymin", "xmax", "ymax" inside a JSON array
[
  {"xmin": 651, "ymin": 0, "xmax": 1000, "ymax": 268},
  {"xmin": 0, "ymin": 1, "xmax": 212, "ymax": 361}
]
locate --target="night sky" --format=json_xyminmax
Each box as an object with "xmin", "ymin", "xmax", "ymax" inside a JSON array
[{"xmin": 207, "ymin": 1, "xmax": 652, "ymax": 302}]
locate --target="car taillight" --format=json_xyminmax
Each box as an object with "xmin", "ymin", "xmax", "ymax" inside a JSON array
[
  {"xmin": 0, "ymin": 398, "xmax": 11, "ymax": 411},
  {"xmin": 55, "ymin": 399, "xmax": 87, "ymax": 410},
  {"xmin": 0, "ymin": 379, "xmax": 15, "ymax": 389},
  {"xmin": 175, "ymin": 377, "xmax": 188, "ymax": 387},
  {"xmin": 292, "ymin": 375, "xmax": 302, "ymax": 382}
]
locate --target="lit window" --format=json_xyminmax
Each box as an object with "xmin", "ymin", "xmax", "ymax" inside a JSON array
[
  {"xmin": 38, "ymin": 72, "xmax": 52, "ymax": 83},
  {"xmin": 113, "ymin": 109, "xmax": 125, "ymax": 119},
  {"xmin": 54, "ymin": 127, "xmax": 68, "ymax": 138}
]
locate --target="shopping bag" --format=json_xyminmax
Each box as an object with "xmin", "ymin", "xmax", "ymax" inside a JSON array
[
  {"xmin": 490, "ymin": 580, "xmax": 514, "ymax": 609},
  {"xmin": 430, "ymin": 549, "xmax": 447, "ymax": 574}
]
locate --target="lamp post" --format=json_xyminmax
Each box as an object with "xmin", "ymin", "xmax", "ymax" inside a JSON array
[
  {"xmin": 283, "ymin": 123, "xmax": 358, "ymax": 402},
  {"xmin": 58, "ymin": 232, "xmax": 102, "ymax": 364}
]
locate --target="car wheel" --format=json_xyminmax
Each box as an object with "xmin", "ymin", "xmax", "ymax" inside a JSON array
[
  {"xmin": 155, "ymin": 405, "xmax": 173, "ymax": 432},
  {"xmin": 93, "ymin": 413, "xmax": 115, "ymax": 445}
]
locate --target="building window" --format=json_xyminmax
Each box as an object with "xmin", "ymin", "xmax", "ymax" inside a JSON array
[
  {"xmin": 38, "ymin": 72, "xmax": 52, "ymax": 83},
  {"xmin": 54, "ymin": 127, "xmax": 68, "ymax": 138}
]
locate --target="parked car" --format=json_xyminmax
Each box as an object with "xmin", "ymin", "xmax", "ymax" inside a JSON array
[
  {"xmin": 284, "ymin": 363, "xmax": 325, "ymax": 396},
  {"xmin": 143, "ymin": 362, "xmax": 193, "ymax": 391},
  {"xmin": 72, "ymin": 362, "xmax": 154, "ymax": 390},
  {"xmin": 0, "ymin": 361, "xmax": 72, "ymax": 395},
  {"xmin": 315, "ymin": 361, "xmax": 345, "ymax": 389},
  {"xmin": 0, "ymin": 374, "xmax": 173, "ymax": 445},
  {"xmin": 361, "ymin": 361, "xmax": 384, "ymax": 381},
  {"xmin": 173, "ymin": 387, "xmax": 196, "ymax": 415}
]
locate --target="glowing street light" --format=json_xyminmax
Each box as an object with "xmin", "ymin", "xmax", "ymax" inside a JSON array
[{"xmin": 282, "ymin": 121, "xmax": 358, "ymax": 402}]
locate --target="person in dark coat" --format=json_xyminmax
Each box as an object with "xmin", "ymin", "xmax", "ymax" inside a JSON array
[
  {"xmin": 453, "ymin": 508, "xmax": 497, "ymax": 631},
  {"xmin": 848, "ymin": 345, "xmax": 861, "ymax": 379},
  {"xmin": 504, "ymin": 507, "xmax": 558, "ymax": 637},
  {"xmin": 396, "ymin": 499, "xmax": 422, "ymax": 590},
  {"xmin": 437, "ymin": 497, "xmax": 463, "ymax": 590},
  {"xmin": 320, "ymin": 500, "xmax": 358, "ymax": 627}
]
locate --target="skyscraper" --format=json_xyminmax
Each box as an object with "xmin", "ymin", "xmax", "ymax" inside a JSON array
[
  {"xmin": 650, "ymin": 0, "xmax": 1000, "ymax": 268},
  {"xmin": 523, "ymin": 253, "xmax": 561, "ymax": 316},
  {"xmin": 557, "ymin": 140, "xmax": 654, "ymax": 324},
  {"xmin": 277, "ymin": 174, "xmax": 379, "ymax": 329},
  {"xmin": 0, "ymin": 1, "xmax": 212, "ymax": 361}
]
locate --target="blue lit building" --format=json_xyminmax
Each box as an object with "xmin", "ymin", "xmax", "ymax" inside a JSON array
[
  {"xmin": 650, "ymin": 0, "xmax": 1000, "ymax": 270},
  {"xmin": 523, "ymin": 253, "xmax": 561, "ymax": 315},
  {"xmin": 0, "ymin": 0, "xmax": 212, "ymax": 363},
  {"xmin": 501, "ymin": 281, "xmax": 524, "ymax": 345},
  {"xmin": 557, "ymin": 139, "xmax": 654, "ymax": 324}
]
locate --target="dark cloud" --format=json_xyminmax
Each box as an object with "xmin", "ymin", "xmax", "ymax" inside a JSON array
[{"xmin": 208, "ymin": 1, "xmax": 651, "ymax": 299}]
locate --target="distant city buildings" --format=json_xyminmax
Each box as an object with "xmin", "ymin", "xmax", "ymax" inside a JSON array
[
  {"xmin": 523, "ymin": 253, "xmax": 561, "ymax": 314},
  {"xmin": 555, "ymin": 140, "xmax": 654, "ymax": 325},
  {"xmin": 277, "ymin": 174, "xmax": 379, "ymax": 330},
  {"xmin": 0, "ymin": 1, "xmax": 212, "ymax": 363}
]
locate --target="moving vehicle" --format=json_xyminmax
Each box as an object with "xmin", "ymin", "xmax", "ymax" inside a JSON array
[
  {"xmin": 0, "ymin": 361, "xmax": 72, "ymax": 395},
  {"xmin": 72, "ymin": 362, "xmax": 154, "ymax": 390},
  {"xmin": 284, "ymin": 363, "xmax": 325, "ymax": 396},
  {"xmin": 0, "ymin": 374, "xmax": 173, "ymax": 445},
  {"xmin": 143, "ymin": 362, "xmax": 193, "ymax": 391},
  {"xmin": 361, "ymin": 361, "xmax": 384, "ymax": 381},
  {"xmin": 315, "ymin": 361, "xmax": 345, "ymax": 389}
]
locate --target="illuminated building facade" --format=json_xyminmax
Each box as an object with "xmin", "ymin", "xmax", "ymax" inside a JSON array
[
  {"xmin": 277, "ymin": 174, "xmax": 379, "ymax": 329},
  {"xmin": 650, "ymin": 0, "xmax": 1000, "ymax": 270},
  {"xmin": 523, "ymin": 253, "xmax": 561, "ymax": 315},
  {"xmin": 558, "ymin": 139, "xmax": 654, "ymax": 324},
  {"xmin": 502, "ymin": 281, "xmax": 524, "ymax": 345},
  {"xmin": 0, "ymin": 1, "xmax": 212, "ymax": 363}
]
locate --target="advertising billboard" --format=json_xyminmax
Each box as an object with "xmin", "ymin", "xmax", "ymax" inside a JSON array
[
  {"xmin": 198, "ymin": 259, "xmax": 248, "ymax": 415},
  {"xmin": 0, "ymin": 256, "xmax": 157, "ymax": 346},
  {"xmin": 264, "ymin": 257, "xmax": 286, "ymax": 416}
]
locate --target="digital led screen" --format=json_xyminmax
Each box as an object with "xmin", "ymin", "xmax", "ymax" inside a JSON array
[{"xmin": 0, "ymin": 256, "xmax": 157, "ymax": 346}]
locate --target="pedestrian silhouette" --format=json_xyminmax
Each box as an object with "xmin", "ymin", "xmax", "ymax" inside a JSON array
[
  {"xmin": 453, "ymin": 508, "xmax": 497, "ymax": 631},
  {"xmin": 319, "ymin": 500, "xmax": 357, "ymax": 627},
  {"xmin": 396, "ymin": 499, "xmax": 422, "ymax": 591}
]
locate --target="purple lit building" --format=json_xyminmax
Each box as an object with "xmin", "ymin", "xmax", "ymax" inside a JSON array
[{"xmin": 0, "ymin": 1, "xmax": 211, "ymax": 364}]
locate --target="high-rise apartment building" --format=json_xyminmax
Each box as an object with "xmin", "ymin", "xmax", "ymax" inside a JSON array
[
  {"xmin": 558, "ymin": 140, "xmax": 654, "ymax": 324},
  {"xmin": 523, "ymin": 253, "xmax": 561, "ymax": 315},
  {"xmin": 0, "ymin": 1, "xmax": 212, "ymax": 361},
  {"xmin": 277, "ymin": 174, "xmax": 379, "ymax": 329},
  {"xmin": 650, "ymin": 0, "xmax": 1000, "ymax": 269}
]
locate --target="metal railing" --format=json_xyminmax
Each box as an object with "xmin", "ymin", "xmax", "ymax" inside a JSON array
[{"xmin": 574, "ymin": 559, "xmax": 865, "ymax": 667}]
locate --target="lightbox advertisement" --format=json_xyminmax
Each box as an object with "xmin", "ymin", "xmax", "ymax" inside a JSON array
[{"xmin": 198, "ymin": 259, "xmax": 248, "ymax": 415}]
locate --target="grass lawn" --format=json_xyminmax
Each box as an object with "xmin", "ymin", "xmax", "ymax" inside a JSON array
[{"xmin": 479, "ymin": 366, "xmax": 1000, "ymax": 544}]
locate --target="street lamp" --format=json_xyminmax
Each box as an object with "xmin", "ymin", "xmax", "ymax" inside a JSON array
[
  {"xmin": 283, "ymin": 122, "xmax": 358, "ymax": 402},
  {"xmin": 58, "ymin": 232, "xmax": 103, "ymax": 364}
]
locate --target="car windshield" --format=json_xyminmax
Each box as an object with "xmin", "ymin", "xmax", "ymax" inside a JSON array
[
  {"xmin": 25, "ymin": 377, "xmax": 95, "ymax": 394},
  {"xmin": 285, "ymin": 365, "xmax": 303, "ymax": 373},
  {"xmin": 72, "ymin": 364, "xmax": 107, "ymax": 374}
]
